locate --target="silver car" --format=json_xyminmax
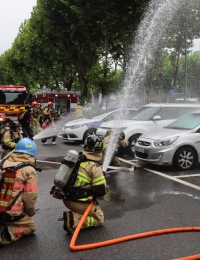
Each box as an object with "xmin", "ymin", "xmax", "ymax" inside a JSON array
[{"xmin": 135, "ymin": 111, "xmax": 200, "ymax": 170}]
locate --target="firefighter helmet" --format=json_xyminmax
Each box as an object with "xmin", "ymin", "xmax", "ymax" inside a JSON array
[
  {"xmin": 38, "ymin": 103, "xmax": 41, "ymax": 106},
  {"xmin": 84, "ymin": 134, "xmax": 103, "ymax": 153},
  {"xmin": 10, "ymin": 121, "xmax": 21, "ymax": 131},
  {"xmin": 32, "ymin": 101, "xmax": 38, "ymax": 106},
  {"xmin": 77, "ymin": 102, "xmax": 80, "ymax": 105},
  {"xmin": 48, "ymin": 102, "xmax": 53, "ymax": 106},
  {"xmin": 117, "ymin": 130, "xmax": 125, "ymax": 140},
  {"xmin": 15, "ymin": 138, "xmax": 37, "ymax": 156}
]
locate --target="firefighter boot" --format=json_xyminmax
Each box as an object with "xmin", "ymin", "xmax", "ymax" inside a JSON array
[
  {"xmin": 63, "ymin": 211, "xmax": 74, "ymax": 233},
  {"xmin": 0, "ymin": 225, "xmax": 11, "ymax": 246}
]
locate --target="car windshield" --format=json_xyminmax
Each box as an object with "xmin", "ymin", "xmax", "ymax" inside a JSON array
[
  {"xmin": 131, "ymin": 107, "xmax": 159, "ymax": 121},
  {"xmin": 166, "ymin": 113, "xmax": 200, "ymax": 130},
  {"xmin": 0, "ymin": 91, "xmax": 28, "ymax": 105}
]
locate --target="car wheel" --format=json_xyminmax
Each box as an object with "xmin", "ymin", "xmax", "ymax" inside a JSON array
[
  {"xmin": 83, "ymin": 128, "xmax": 97, "ymax": 142},
  {"xmin": 174, "ymin": 147, "xmax": 197, "ymax": 171},
  {"xmin": 128, "ymin": 134, "xmax": 142, "ymax": 155}
]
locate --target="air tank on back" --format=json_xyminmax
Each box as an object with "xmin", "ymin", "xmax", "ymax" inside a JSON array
[{"xmin": 54, "ymin": 150, "xmax": 79, "ymax": 189}]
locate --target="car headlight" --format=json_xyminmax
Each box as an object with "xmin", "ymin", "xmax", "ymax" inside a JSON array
[
  {"xmin": 121, "ymin": 127, "xmax": 127, "ymax": 130},
  {"xmin": 154, "ymin": 136, "xmax": 179, "ymax": 147},
  {"xmin": 64, "ymin": 124, "xmax": 85, "ymax": 129}
]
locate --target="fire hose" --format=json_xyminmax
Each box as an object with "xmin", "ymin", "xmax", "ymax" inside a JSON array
[{"xmin": 70, "ymin": 201, "xmax": 200, "ymax": 260}]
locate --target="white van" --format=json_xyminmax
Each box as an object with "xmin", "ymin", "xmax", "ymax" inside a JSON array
[{"xmin": 96, "ymin": 103, "xmax": 200, "ymax": 155}]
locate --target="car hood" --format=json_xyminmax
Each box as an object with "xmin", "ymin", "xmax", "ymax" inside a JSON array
[
  {"xmin": 64, "ymin": 118, "xmax": 87, "ymax": 126},
  {"xmin": 64, "ymin": 118, "xmax": 102, "ymax": 128},
  {"xmin": 141, "ymin": 128, "xmax": 188, "ymax": 141},
  {"xmin": 100, "ymin": 120, "xmax": 147, "ymax": 128}
]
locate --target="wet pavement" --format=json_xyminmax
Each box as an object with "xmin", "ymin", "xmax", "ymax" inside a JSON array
[{"xmin": 1, "ymin": 137, "xmax": 200, "ymax": 259}]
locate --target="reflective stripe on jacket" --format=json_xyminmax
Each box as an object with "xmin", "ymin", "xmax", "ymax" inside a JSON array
[
  {"xmin": 73, "ymin": 161, "xmax": 106, "ymax": 202},
  {"xmin": 3, "ymin": 156, "xmax": 38, "ymax": 217},
  {"xmin": 2, "ymin": 131, "xmax": 23, "ymax": 150}
]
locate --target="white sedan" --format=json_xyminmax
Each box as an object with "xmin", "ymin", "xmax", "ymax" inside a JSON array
[{"xmin": 62, "ymin": 108, "xmax": 137, "ymax": 141}]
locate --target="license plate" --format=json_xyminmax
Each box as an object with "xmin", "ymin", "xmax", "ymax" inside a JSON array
[{"xmin": 135, "ymin": 147, "xmax": 145, "ymax": 153}]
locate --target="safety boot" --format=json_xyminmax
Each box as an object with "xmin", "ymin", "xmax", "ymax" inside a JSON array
[
  {"xmin": 63, "ymin": 211, "xmax": 74, "ymax": 233},
  {"xmin": 0, "ymin": 225, "xmax": 11, "ymax": 246}
]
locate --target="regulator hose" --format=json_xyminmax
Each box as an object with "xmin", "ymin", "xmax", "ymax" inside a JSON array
[{"xmin": 70, "ymin": 201, "xmax": 200, "ymax": 260}]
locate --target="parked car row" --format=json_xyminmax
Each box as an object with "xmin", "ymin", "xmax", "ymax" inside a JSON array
[
  {"xmin": 62, "ymin": 103, "xmax": 200, "ymax": 171},
  {"xmin": 62, "ymin": 108, "xmax": 137, "ymax": 142}
]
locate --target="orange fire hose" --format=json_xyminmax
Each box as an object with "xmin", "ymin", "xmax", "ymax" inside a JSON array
[{"xmin": 70, "ymin": 201, "xmax": 200, "ymax": 260}]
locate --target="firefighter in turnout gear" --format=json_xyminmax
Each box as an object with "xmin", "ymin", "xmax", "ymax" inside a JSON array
[
  {"xmin": 75, "ymin": 102, "xmax": 84, "ymax": 117},
  {"xmin": 61, "ymin": 134, "xmax": 106, "ymax": 233},
  {"xmin": 99, "ymin": 130, "xmax": 129, "ymax": 166},
  {"xmin": 0, "ymin": 138, "xmax": 39, "ymax": 246},
  {"xmin": 31, "ymin": 101, "xmax": 40, "ymax": 134},
  {"xmin": 44, "ymin": 102, "xmax": 56, "ymax": 122},
  {"xmin": 1, "ymin": 122, "xmax": 23, "ymax": 159},
  {"xmin": 37, "ymin": 103, "xmax": 44, "ymax": 127}
]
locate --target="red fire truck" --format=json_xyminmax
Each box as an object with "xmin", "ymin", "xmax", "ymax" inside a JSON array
[
  {"xmin": 0, "ymin": 85, "xmax": 30, "ymax": 123},
  {"xmin": 33, "ymin": 89, "xmax": 77, "ymax": 119}
]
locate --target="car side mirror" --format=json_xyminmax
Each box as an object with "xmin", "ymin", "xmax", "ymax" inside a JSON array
[{"xmin": 152, "ymin": 115, "xmax": 161, "ymax": 121}]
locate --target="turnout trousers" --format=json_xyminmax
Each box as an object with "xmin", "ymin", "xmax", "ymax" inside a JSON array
[
  {"xmin": 30, "ymin": 119, "xmax": 40, "ymax": 134},
  {"xmin": 63, "ymin": 200, "xmax": 104, "ymax": 229},
  {"xmin": 0, "ymin": 213, "xmax": 36, "ymax": 242}
]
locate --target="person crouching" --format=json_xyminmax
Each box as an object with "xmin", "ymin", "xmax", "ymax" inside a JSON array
[
  {"xmin": 0, "ymin": 138, "xmax": 38, "ymax": 246},
  {"xmin": 41, "ymin": 116, "xmax": 57, "ymax": 145}
]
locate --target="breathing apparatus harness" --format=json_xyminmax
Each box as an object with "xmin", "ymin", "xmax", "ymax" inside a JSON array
[
  {"xmin": 50, "ymin": 152, "xmax": 100, "ymax": 201},
  {"xmin": 0, "ymin": 157, "xmax": 42, "ymax": 222}
]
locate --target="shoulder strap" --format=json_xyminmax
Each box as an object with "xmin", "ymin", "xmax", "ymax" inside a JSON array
[
  {"xmin": 2, "ymin": 162, "xmax": 42, "ymax": 172},
  {"xmin": 86, "ymin": 159, "xmax": 100, "ymax": 167}
]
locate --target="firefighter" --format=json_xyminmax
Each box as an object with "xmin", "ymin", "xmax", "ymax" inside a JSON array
[
  {"xmin": 75, "ymin": 102, "xmax": 84, "ymax": 117},
  {"xmin": 31, "ymin": 101, "xmax": 40, "ymax": 134},
  {"xmin": 37, "ymin": 103, "xmax": 44, "ymax": 127},
  {"xmin": 44, "ymin": 102, "xmax": 56, "ymax": 122},
  {"xmin": 62, "ymin": 134, "xmax": 106, "ymax": 233},
  {"xmin": 0, "ymin": 138, "xmax": 38, "ymax": 246},
  {"xmin": 1, "ymin": 121, "xmax": 23, "ymax": 159},
  {"xmin": 99, "ymin": 130, "xmax": 129, "ymax": 166}
]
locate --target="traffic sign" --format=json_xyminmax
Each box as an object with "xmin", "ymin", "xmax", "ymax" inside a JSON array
[{"xmin": 172, "ymin": 90, "xmax": 177, "ymax": 97}]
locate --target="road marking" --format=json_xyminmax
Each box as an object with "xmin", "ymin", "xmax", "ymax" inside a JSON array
[
  {"xmin": 143, "ymin": 168, "xmax": 200, "ymax": 191},
  {"xmin": 36, "ymin": 160, "xmax": 61, "ymax": 165},
  {"xmin": 118, "ymin": 157, "xmax": 138, "ymax": 167},
  {"xmin": 175, "ymin": 174, "xmax": 200, "ymax": 178},
  {"xmin": 118, "ymin": 157, "xmax": 200, "ymax": 191}
]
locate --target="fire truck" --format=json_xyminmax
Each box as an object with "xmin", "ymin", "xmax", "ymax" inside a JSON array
[
  {"xmin": 33, "ymin": 89, "xmax": 78, "ymax": 119},
  {"xmin": 0, "ymin": 85, "xmax": 30, "ymax": 123}
]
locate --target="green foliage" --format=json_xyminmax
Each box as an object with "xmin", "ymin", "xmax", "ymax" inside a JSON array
[{"xmin": 0, "ymin": 0, "xmax": 149, "ymax": 102}]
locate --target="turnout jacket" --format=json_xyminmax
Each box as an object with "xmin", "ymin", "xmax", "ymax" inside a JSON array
[
  {"xmin": 75, "ymin": 105, "xmax": 84, "ymax": 117},
  {"xmin": 69, "ymin": 149, "xmax": 106, "ymax": 202},
  {"xmin": 2, "ymin": 131, "xmax": 23, "ymax": 150},
  {"xmin": 31, "ymin": 107, "xmax": 40, "ymax": 120},
  {"xmin": 103, "ymin": 135, "xmax": 129, "ymax": 152},
  {"xmin": 44, "ymin": 107, "xmax": 55, "ymax": 117},
  {"xmin": 2, "ymin": 153, "xmax": 38, "ymax": 217}
]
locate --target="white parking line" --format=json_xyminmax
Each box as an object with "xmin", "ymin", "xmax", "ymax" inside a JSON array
[
  {"xmin": 143, "ymin": 168, "xmax": 200, "ymax": 191},
  {"xmin": 118, "ymin": 157, "xmax": 200, "ymax": 191},
  {"xmin": 118, "ymin": 157, "xmax": 138, "ymax": 167},
  {"xmin": 36, "ymin": 160, "xmax": 61, "ymax": 165},
  {"xmin": 175, "ymin": 174, "xmax": 200, "ymax": 178}
]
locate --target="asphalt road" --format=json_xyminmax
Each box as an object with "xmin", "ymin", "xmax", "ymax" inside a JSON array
[{"xmin": 1, "ymin": 137, "xmax": 200, "ymax": 260}]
